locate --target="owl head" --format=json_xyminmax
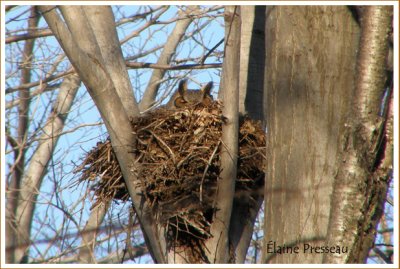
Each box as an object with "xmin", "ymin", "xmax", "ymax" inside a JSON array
[{"xmin": 166, "ymin": 80, "xmax": 213, "ymax": 109}]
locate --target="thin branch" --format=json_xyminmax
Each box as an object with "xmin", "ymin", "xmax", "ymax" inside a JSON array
[
  {"xmin": 126, "ymin": 61, "xmax": 222, "ymax": 70},
  {"xmin": 12, "ymin": 74, "xmax": 80, "ymax": 263},
  {"xmin": 200, "ymin": 38, "xmax": 224, "ymax": 64},
  {"xmin": 372, "ymin": 247, "xmax": 392, "ymax": 264},
  {"xmin": 78, "ymin": 201, "xmax": 110, "ymax": 263},
  {"xmin": 6, "ymin": 69, "xmax": 74, "ymax": 94},
  {"xmin": 139, "ymin": 6, "xmax": 198, "ymax": 111},
  {"xmin": 6, "ymin": 29, "xmax": 53, "ymax": 44},
  {"xmin": 120, "ymin": 6, "xmax": 169, "ymax": 45},
  {"xmin": 115, "ymin": 6, "xmax": 166, "ymax": 26}
]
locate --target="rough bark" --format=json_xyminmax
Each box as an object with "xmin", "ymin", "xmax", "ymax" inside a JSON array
[
  {"xmin": 39, "ymin": 6, "xmax": 167, "ymax": 263},
  {"xmin": 323, "ymin": 6, "xmax": 393, "ymax": 263},
  {"xmin": 263, "ymin": 6, "xmax": 360, "ymax": 263},
  {"xmin": 11, "ymin": 74, "xmax": 81, "ymax": 263}
]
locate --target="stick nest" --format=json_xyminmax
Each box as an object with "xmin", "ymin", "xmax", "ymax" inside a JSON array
[{"xmin": 75, "ymin": 100, "xmax": 265, "ymax": 246}]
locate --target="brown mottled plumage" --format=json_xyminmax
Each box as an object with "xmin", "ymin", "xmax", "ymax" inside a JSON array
[{"xmin": 166, "ymin": 80, "xmax": 213, "ymax": 109}]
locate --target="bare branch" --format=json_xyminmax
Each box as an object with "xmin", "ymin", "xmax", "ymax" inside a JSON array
[
  {"xmin": 6, "ymin": 29, "xmax": 53, "ymax": 44},
  {"xmin": 115, "ymin": 6, "xmax": 166, "ymax": 27},
  {"xmin": 139, "ymin": 6, "xmax": 197, "ymax": 111},
  {"xmin": 84, "ymin": 6, "xmax": 139, "ymax": 117},
  {"xmin": 126, "ymin": 61, "xmax": 222, "ymax": 70},
  {"xmin": 6, "ymin": 7, "xmax": 40, "ymax": 263},
  {"xmin": 6, "ymin": 69, "xmax": 74, "ymax": 94},
  {"xmin": 12, "ymin": 74, "xmax": 80, "ymax": 263},
  {"xmin": 119, "ymin": 6, "xmax": 169, "ymax": 45},
  {"xmin": 78, "ymin": 201, "xmax": 110, "ymax": 263}
]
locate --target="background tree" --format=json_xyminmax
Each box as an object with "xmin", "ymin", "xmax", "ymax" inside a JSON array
[{"xmin": 3, "ymin": 4, "xmax": 394, "ymax": 264}]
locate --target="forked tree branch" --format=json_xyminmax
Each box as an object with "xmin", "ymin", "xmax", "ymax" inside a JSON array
[
  {"xmin": 39, "ymin": 5, "xmax": 166, "ymax": 263},
  {"xmin": 139, "ymin": 6, "xmax": 196, "ymax": 111}
]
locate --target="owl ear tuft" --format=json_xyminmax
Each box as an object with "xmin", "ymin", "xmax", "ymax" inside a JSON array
[
  {"xmin": 201, "ymin": 81, "xmax": 213, "ymax": 97},
  {"xmin": 178, "ymin": 79, "xmax": 188, "ymax": 97}
]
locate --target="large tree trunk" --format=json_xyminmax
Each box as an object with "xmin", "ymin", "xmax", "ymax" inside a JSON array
[{"xmin": 263, "ymin": 6, "xmax": 360, "ymax": 263}]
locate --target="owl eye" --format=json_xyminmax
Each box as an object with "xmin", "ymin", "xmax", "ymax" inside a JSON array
[
  {"xmin": 166, "ymin": 79, "xmax": 214, "ymax": 109},
  {"xmin": 174, "ymin": 96, "xmax": 187, "ymax": 108}
]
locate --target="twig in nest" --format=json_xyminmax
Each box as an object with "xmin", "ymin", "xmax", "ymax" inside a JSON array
[
  {"xmin": 147, "ymin": 130, "xmax": 176, "ymax": 165},
  {"xmin": 176, "ymin": 152, "xmax": 203, "ymax": 170},
  {"xmin": 138, "ymin": 118, "xmax": 167, "ymax": 133},
  {"xmin": 200, "ymin": 141, "xmax": 220, "ymax": 202}
]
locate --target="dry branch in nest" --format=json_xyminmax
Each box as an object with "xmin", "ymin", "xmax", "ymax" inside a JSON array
[{"xmin": 75, "ymin": 100, "xmax": 265, "ymax": 248}]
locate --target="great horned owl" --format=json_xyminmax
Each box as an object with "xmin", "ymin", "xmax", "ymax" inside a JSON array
[{"xmin": 166, "ymin": 80, "xmax": 213, "ymax": 109}]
